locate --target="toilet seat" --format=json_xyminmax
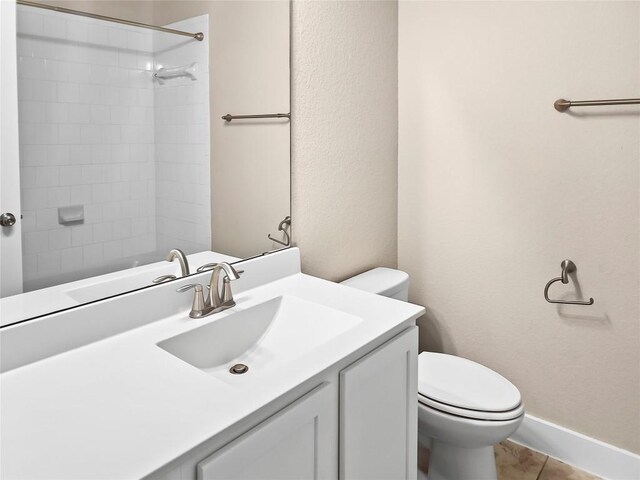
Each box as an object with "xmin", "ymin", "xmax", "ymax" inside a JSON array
[
  {"xmin": 418, "ymin": 393, "xmax": 524, "ymax": 421},
  {"xmin": 418, "ymin": 352, "xmax": 523, "ymax": 421}
]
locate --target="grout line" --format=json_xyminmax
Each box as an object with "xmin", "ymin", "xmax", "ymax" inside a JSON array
[{"xmin": 536, "ymin": 456, "xmax": 550, "ymax": 480}]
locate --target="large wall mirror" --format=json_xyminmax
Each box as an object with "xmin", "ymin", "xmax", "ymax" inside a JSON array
[{"xmin": 0, "ymin": 0, "xmax": 290, "ymax": 326}]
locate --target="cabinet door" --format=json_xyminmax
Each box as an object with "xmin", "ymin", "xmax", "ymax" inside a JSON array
[
  {"xmin": 340, "ymin": 327, "xmax": 418, "ymax": 480},
  {"xmin": 198, "ymin": 383, "xmax": 337, "ymax": 480}
]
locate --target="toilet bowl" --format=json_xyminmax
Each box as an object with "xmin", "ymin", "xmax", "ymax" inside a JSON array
[{"xmin": 341, "ymin": 268, "xmax": 524, "ymax": 480}]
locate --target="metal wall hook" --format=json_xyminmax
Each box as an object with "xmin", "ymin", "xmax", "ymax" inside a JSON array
[
  {"xmin": 544, "ymin": 259, "xmax": 594, "ymax": 305},
  {"xmin": 268, "ymin": 216, "xmax": 291, "ymax": 247}
]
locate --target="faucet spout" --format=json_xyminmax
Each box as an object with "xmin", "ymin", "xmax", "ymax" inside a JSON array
[
  {"xmin": 166, "ymin": 249, "xmax": 190, "ymax": 276},
  {"xmin": 208, "ymin": 263, "xmax": 241, "ymax": 309}
]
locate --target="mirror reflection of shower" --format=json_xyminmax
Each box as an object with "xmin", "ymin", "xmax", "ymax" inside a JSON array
[{"xmin": 15, "ymin": 3, "xmax": 210, "ymax": 291}]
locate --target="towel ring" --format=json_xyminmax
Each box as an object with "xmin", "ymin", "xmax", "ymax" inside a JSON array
[
  {"xmin": 268, "ymin": 216, "xmax": 291, "ymax": 247},
  {"xmin": 544, "ymin": 260, "xmax": 594, "ymax": 306}
]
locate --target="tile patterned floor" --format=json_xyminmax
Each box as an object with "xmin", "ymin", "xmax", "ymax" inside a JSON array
[{"xmin": 418, "ymin": 440, "xmax": 602, "ymax": 480}]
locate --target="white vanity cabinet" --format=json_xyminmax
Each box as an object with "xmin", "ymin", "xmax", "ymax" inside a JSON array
[
  {"xmin": 197, "ymin": 383, "xmax": 338, "ymax": 480},
  {"xmin": 340, "ymin": 327, "xmax": 418, "ymax": 480},
  {"xmin": 153, "ymin": 326, "xmax": 418, "ymax": 480}
]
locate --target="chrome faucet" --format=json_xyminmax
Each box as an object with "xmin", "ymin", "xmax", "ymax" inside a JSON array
[
  {"xmin": 166, "ymin": 249, "xmax": 190, "ymax": 276},
  {"xmin": 208, "ymin": 263, "xmax": 241, "ymax": 309},
  {"xmin": 152, "ymin": 249, "xmax": 190, "ymax": 284},
  {"xmin": 177, "ymin": 262, "xmax": 241, "ymax": 318}
]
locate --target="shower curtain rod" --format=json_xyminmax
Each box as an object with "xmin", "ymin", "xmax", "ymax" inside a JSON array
[{"xmin": 16, "ymin": 0, "xmax": 204, "ymax": 41}]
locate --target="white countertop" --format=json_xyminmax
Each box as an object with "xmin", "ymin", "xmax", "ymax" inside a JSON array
[{"xmin": 0, "ymin": 271, "xmax": 424, "ymax": 479}]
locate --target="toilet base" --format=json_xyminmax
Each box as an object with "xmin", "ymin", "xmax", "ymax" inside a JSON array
[{"xmin": 427, "ymin": 441, "xmax": 497, "ymax": 480}]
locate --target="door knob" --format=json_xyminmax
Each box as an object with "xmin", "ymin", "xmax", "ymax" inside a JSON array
[{"xmin": 0, "ymin": 212, "xmax": 17, "ymax": 227}]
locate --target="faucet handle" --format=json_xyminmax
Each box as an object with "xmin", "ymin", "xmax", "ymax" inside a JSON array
[
  {"xmin": 197, "ymin": 262, "xmax": 218, "ymax": 273},
  {"xmin": 152, "ymin": 274, "xmax": 177, "ymax": 284},
  {"xmin": 196, "ymin": 262, "xmax": 244, "ymax": 276},
  {"xmin": 177, "ymin": 283, "xmax": 208, "ymax": 318},
  {"xmin": 221, "ymin": 277, "xmax": 236, "ymax": 306}
]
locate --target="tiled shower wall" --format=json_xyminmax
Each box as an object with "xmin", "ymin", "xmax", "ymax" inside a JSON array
[
  {"xmin": 16, "ymin": 6, "xmax": 210, "ymax": 291},
  {"xmin": 153, "ymin": 15, "xmax": 211, "ymax": 255}
]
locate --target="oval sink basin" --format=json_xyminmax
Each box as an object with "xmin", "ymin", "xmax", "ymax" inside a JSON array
[{"xmin": 157, "ymin": 295, "xmax": 363, "ymax": 371}]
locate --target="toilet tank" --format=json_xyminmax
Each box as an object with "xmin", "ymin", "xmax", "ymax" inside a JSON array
[{"xmin": 340, "ymin": 267, "xmax": 409, "ymax": 301}]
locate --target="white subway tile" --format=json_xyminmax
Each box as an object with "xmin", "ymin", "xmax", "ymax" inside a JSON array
[
  {"xmin": 120, "ymin": 163, "xmax": 139, "ymax": 181},
  {"xmin": 66, "ymin": 62, "xmax": 93, "ymax": 84},
  {"xmin": 31, "ymin": 80, "xmax": 58, "ymax": 102},
  {"xmin": 93, "ymin": 223, "xmax": 114, "ymax": 243},
  {"xmin": 60, "ymin": 247, "xmax": 84, "ymax": 272},
  {"xmin": 103, "ymin": 239, "xmax": 122, "ymax": 261},
  {"xmin": 92, "ymin": 183, "xmax": 112, "ymax": 203},
  {"xmin": 37, "ymin": 250, "xmax": 62, "ymax": 274},
  {"xmin": 36, "ymin": 208, "xmax": 58, "ymax": 230},
  {"xmin": 92, "ymin": 145, "xmax": 111, "ymax": 164},
  {"xmin": 18, "ymin": 79, "xmax": 34, "ymax": 101},
  {"xmin": 47, "ymin": 60, "xmax": 69, "ymax": 82},
  {"xmin": 82, "ymin": 243, "xmax": 104, "ymax": 266},
  {"xmin": 121, "ymin": 236, "xmax": 142, "ymax": 256},
  {"xmin": 121, "ymin": 199, "xmax": 141, "ymax": 219},
  {"xmin": 23, "ymin": 231, "xmax": 49, "ymax": 255},
  {"xmin": 59, "ymin": 165, "xmax": 83, "ymax": 186},
  {"xmin": 23, "ymin": 254, "xmax": 38, "ymax": 276},
  {"xmin": 80, "ymin": 125, "xmax": 102, "ymax": 145},
  {"xmin": 78, "ymin": 84, "xmax": 100, "ymax": 104},
  {"xmin": 67, "ymin": 21, "xmax": 90, "ymax": 43},
  {"xmin": 36, "ymin": 124, "xmax": 58, "ymax": 144},
  {"xmin": 71, "ymin": 224, "xmax": 93, "ymax": 247},
  {"xmin": 67, "ymin": 104, "xmax": 91, "ymax": 123},
  {"xmin": 107, "ymin": 28, "xmax": 127, "ymax": 49},
  {"xmin": 111, "ymin": 182, "xmax": 131, "ymax": 201},
  {"xmin": 111, "ymin": 144, "xmax": 130, "ymax": 163},
  {"xmin": 16, "ymin": 37, "xmax": 34, "ymax": 59},
  {"xmin": 101, "ymin": 125, "xmax": 122, "ymax": 144},
  {"xmin": 46, "ymin": 186, "xmax": 71, "ymax": 207},
  {"xmin": 102, "ymin": 201, "xmax": 123, "ymax": 222},
  {"xmin": 91, "ymin": 105, "xmax": 111, "ymax": 124},
  {"xmin": 98, "ymin": 49, "xmax": 119, "ymax": 68},
  {"xmin": 48, "ymin": 145, "xmax": 71, "ymax": 165},
  {"xmin": 101, "ymin": 164, "xmax": 122, "ymax": 182},
  {"xmin": 18, "ymin": 56, "xmax": 46, "ymax": 79},
  {"xmin": 69, "ymin": 145, "xmax": 92, "ymax": 165},
  {"xmin": 20, "ymin": 145, "xmax": 47, "ymax": 167},
  {"xmin": 35, "ymin": 166, "xmax": 59, "ymax": 187},
  {"xmin": 82, "ymin": 165, "xmax": 102, "ymax": 183},
  {"xmin": 84, "ymin": 203, "xmax": 103, "ymax": 224},
  {"xmin": 90, "ymin": 25, "xmax": 109, "ymax": 46},
  {"xmin": 58, "ymin": 83, "xmax": 80, "ymax": 103},
  {"xmin": 69, "ymin": 185, "xmax": 92, "ymax": 204},
  {"xmin": 49, "ymin": 228, "xmax": 72, "ymax": 250},
  {"xmin": 58, "ymin": 124, "xmax": 82, "ymax": 144},
  {"xmin": 112, "ymin": 219, "xmax": 132, "ymax": 240},
  {"xmin": 45, "ymin": 103, "xmax": 69, "ymax": 124},
  {"xmin": 21, "ymin": 188, "xmax": 47, "ymax": 211},
  {"xmin": 99, "ymin": 86, "xmax": 119, "ymax": 105},
  {"xmin": 17, "ymin": 11, "xmax": 43, "ymax": 36},
  {"xmin": 138, "ymin": 88, "xmax": 154, "ymax": 107},
  {"xmin": 42, "ymin": 15, "xmax": 66, "ymax": 40}
]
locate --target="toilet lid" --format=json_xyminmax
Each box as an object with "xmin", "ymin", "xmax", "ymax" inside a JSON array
[
  {"xmin": 418, "ymin": 352, "xmax": 521, "ymax": 413},
  {"xmin": 418, "ymin": 393, "xmax": 524, "ymax": 421}
]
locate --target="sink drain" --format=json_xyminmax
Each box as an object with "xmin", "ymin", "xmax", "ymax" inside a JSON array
[{"xmin": 229, "ymin": 363, "xmax": 249, "ymax": 375}]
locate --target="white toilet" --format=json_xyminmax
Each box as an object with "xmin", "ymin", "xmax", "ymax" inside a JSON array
[{"xmin": 341, "ymin": 268, "xmax": 525, "ymax": 480}]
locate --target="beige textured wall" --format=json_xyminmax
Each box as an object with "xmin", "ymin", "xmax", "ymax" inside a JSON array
[
  {"xmin": 154, "ymin": 1, "xmax": 291, "ymax": 259},
  {"xmin": 291, "ymin": 0, "xmax": 399, "ymax": 281},
  {"xmin": 32, "ymin": 1, "xmax": 153, "ymax": 23},
  {"xmin": 399, "ymin": 1, "xmax": 640, "ymax": 453}
]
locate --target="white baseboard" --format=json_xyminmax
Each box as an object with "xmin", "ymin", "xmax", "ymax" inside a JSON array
[{"xmin": 509, "ymin": 414, "xmax": 640, "ymax": 480}]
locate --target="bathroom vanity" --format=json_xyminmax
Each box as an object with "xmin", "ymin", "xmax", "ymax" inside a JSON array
[{"xmin": 0, "ymin": 248, "xmax": 424, "ymax": 479}]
